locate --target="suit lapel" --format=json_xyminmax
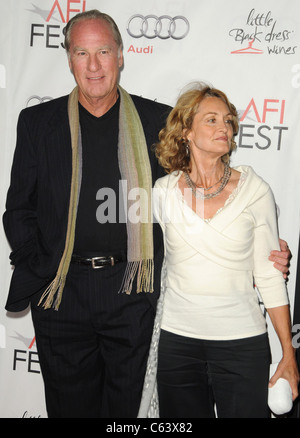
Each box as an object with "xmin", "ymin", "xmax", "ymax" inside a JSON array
[{"xmin": 41, "ymin": 98, "xmax": 73, "ymax": 218}]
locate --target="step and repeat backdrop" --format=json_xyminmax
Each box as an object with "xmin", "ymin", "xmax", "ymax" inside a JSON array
[{"xmin": 0, "ymin": 0, "xmax": 300, "ymax": 418}]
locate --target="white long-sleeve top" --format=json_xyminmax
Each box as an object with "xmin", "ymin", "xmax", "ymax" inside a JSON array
[{"xmin": 153, "ymin": 165, "xmax": 289, "ymax": 340}]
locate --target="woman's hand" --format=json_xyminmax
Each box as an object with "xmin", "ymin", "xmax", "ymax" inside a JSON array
[
  {"xmin": 269, "ymin": 354, "xmax": 299, "ymax": 401},
  {"xmin": 269, "ymin": 239, "xmax": 291, "ymax": 279}
]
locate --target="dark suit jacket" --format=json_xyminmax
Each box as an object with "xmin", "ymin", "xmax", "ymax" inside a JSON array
[{"xmin": 3, "ymin": 93, "xmax": 171, "ymax": 312}]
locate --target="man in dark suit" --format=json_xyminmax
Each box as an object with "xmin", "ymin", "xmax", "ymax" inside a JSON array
[{"xmin": 3, "ymin": 10, "xmax": 291, "ymax": 418}]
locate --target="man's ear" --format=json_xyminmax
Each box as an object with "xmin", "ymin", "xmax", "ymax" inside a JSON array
[
  {"xmin": 118, "ymin": 48, "xmax": 124, "ymax": 69},
  {"xmin": 68, "ymin": 54, "xmax": 73, "ymax": 74}
]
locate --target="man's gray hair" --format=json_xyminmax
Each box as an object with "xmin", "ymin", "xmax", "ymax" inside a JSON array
[{"xmin": 64, "ymin": 9, "xmax": 123, "ymax": 53}]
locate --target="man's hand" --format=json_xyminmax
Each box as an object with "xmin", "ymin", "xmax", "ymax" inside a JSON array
[{"xmin": 269, "ymin": 239, "xmax": 291, "ymax": 279}]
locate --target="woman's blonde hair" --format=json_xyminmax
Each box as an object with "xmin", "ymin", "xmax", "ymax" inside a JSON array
[{"xmin": 155, "ymin": 83, "xmax": 239, "ymax": 173}]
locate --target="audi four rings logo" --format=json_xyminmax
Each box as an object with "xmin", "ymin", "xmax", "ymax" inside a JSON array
[
  {"xmin": 127, "ymin": 15, "xmax": 190, "ymax": 40},
  {"xmin": 26, "ymin": 96, "xmax": 53, "ymax": 107}
]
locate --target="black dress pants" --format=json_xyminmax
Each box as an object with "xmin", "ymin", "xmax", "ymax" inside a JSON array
[
  {"xmin": 157, "ymin": 330, "xmax": 271, "ymax": 418},
  {"xmin": 31, "ymin": 261, "xmax": 155, "ymax": 418}
]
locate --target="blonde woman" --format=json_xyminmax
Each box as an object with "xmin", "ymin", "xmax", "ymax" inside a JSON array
[{"xmin": 138, "ymin": 83, "xmax": 299, "ymax": 418}]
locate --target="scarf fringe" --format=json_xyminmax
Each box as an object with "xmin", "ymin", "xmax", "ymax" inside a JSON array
[
  {"xmin": 137, "ymin": 259, "xmax": 154, "ymax": 293},
  {"xmin": 120, "ymin": 259, "xmax": 154, "ymax": 295},
  {"xmin": 38, "ymin": 275, "xmax": 66, "ymax": 311}
]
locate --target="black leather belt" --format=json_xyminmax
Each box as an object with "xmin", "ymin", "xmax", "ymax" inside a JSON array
[{"xmin": 71, "ymin": 253, "xmax": 126, "ymax": 269}]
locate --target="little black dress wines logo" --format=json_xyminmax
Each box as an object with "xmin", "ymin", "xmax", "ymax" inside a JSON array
[{"xmin": 229, "ymin": 8, "xmax": 297, "ymax": 55}]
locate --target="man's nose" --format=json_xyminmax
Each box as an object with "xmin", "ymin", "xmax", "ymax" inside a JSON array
[{"xmin": 88, "ymin": 54, "xmax": 101, "ymax": 71}]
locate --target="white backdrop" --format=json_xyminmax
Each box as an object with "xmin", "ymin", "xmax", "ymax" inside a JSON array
[{"xmin": 0, "ymin": 0, "xmax": 299, "ymax": 418}]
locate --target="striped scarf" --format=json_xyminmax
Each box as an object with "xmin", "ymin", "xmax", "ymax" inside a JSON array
[{"xmin": 39, "ymin": 86, "xmax": 154, "ymax": 310}]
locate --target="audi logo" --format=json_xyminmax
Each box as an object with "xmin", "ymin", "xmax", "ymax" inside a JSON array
[
  {"xmin": 26, "ymin": 95, "xmax": 53, "ymax": 107},
  {"xmin": 127, "ymin": 15, "xmax": 190, "ymax": 40}
]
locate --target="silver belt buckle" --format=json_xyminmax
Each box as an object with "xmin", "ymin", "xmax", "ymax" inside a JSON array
[
  {"xmin": 91, "ymin": 256, "xmax": 105, "ymax": 269},
  {"xmin": 91, "ymin": 256, "xmax": 115, "ymax": 269}
]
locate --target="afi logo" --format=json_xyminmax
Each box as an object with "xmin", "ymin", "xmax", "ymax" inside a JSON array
[
  {"xmin": 30, "ymin": 0, "xmax": 87, "ymax": 49},
  {"xmin": 240, "ymin": 98, "xmax": 286, "ymax": 124},
  {"xmin": 238, "ymin": 97, "xmax": 288, "ymax": 151},
  {"xmin": 12, "ymin": 333, "xmax": 40, "ymax": 374},
  {"xmin": 46, "ymin": 0, "xmax": 87, "ymax": 23}
]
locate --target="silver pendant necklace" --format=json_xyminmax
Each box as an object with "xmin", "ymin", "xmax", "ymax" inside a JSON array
[{"xmin": 184, "ymin": 163, "xmax": 232, "ymax": 200}]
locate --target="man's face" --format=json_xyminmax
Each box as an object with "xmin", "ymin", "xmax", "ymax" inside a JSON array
[{"xmin": 68, "ymin": 18, "xmax": 123, "ymax": 110}]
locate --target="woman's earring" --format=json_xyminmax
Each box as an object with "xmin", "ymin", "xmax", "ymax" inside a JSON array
[{"xmin": 185, "ymin": 139, "xmax": 190, "ymax": 156}]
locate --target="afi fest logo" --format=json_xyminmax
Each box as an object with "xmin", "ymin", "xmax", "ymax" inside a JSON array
[
  {"xmin": 237, "ymin": 97, "xmax": 288, "ymax": 151},
  {"xmin": 229, "ymin": 8, "xmax": 297, "ymax": 55},
  {"xmin": 29, "ymin": 0, "xmax": 86, "ymax": 48},
  {"xmin": 11, "ymin": 333, "xmax": 41, "ymax": 374}
]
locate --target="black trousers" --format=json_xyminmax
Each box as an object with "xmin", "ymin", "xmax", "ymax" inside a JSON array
[
  {"xmin": 157, "ymin": 330, "xmax": 271, "ymax": 418},
  {"xmin": 31, "ymin": 261, "xmax": 155, "ymax": 418}
]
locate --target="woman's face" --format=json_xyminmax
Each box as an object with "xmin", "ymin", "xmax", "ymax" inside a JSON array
[{"xmin": 186, "ymin": 96, "xmax": 234, "ymax": 160}]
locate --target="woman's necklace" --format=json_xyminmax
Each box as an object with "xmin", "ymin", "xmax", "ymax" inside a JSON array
[
  {"xmin": 194, "ymin": 174, "xmax": 223, "ymax": 191},
  {"xmin": 184, "ymin": 163, "xmax": 232, "ymax": 200}
]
